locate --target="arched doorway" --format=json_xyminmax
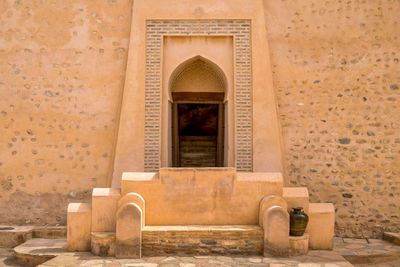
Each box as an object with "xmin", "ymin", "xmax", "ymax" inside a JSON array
[{"xmin": 169, "ymin": 56, "xmax": 227, "ymax": 167}]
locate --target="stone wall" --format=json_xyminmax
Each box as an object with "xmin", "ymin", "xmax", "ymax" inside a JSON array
[
  {"xmin": 142, "ymin": 226, "xmax": 263, "ymax": 256},
  {"xmin": 264, "ymin": 0, "xmax": 400, "ymax": 238},
  {"xmin": 0, "ymin": 0, "xmax": 133, "ymax": 225}
]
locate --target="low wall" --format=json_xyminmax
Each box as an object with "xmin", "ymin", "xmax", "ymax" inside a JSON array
[
  {"xmin": 142, "ymin": 225, "xmax": 263, "ymax": 256},
  {"xmin": 121, "ymin": 168, "xmax": 283, "ymax": 225}
]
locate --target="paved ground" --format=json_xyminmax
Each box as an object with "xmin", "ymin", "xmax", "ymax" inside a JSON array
[
  {"xmin": 37, "ymin": 251, "xmax": 353, "ymax": 267},
  {"xmin": 1, "ymin": 237, "xmax": 399, "ymax": 267},
  {"xmin": 0, "ymin": 249, "xmax": 19, "ymax": 267},
  {"xmin": 334, "ymin": 237, "xmax": 400, "ymax": 267}
]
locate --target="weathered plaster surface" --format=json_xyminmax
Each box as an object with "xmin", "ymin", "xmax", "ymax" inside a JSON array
[
  {"xmin": 264, "ymin": 0, "xmax": 400, "ymax": 237},
  {"xmin": 0, "ymin": 0, "xmax": 133, "ymax": 224}
]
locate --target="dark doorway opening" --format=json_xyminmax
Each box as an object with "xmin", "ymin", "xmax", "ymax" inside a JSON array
[{"xmin": 172, "ymin": 102, "xmax": 224, "ymax": 167}]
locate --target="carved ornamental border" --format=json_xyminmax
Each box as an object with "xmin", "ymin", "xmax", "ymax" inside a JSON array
[{"xmin": 144, "ymin": 20, "xmax": 252, "ymax": 171}]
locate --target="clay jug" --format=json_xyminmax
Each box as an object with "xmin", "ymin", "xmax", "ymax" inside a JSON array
[{"xmin": 289, "ymin": 207, "xmax": 309, "ymax": 236}]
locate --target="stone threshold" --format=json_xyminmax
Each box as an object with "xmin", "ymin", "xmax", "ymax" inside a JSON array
[
  {"xmin": 142, "ymin": 225, "xmax": 264, "ymax": 256},
  {"xmin": 383, "ymin": 232, "xmax": 400, "ymax": 246},
  {"xmin": 13, "ymin": 238, "xmax": 353, "ymax": 267},
  {"xmin": 9, "ymin": 232, "xmax": 400, "ymax": 266},
  {"xmin": 91, "ymin": 225, "xmax": 310, "ymax": 257},
  {"xmin": 0, "ymin": 225, "xmax": 66, "ymax": 248},
  {"xmin": 143, "ymin": 224, "xmax": 262, "ymax": 232},
  {"xmin": 334, "ymin": 237, "xmax": 400, "ymax": 265},
  {"xmin": 14, "ymin": 238, "xmax": 67, "ymax": 267}
]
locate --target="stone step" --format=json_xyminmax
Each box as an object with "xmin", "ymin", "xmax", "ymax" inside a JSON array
[
  {"xmin": 14, "ymin": 238, "xmax": 66, "ymax": 267},
  {"xmin": 180, "ymin": 136, "xmax": 216, "ymax": 141},
  {"xmin": 335, "ymin": 237, "xmax": 400, "ymax": 265},
  {"xmin": 180, "ymin": 146, "xmax": 217, "ymax": 152},
  {"xmin": 91, "ymin": 232, "xmax": 115, "ymax": 257},
  {"xmin": 180, "ymin": 161, "xmax": 216, "ymax": 167},
  {"xmin": 11, "ymin": 238, "xmax": 352, "ymax": 267},
  {"xmin": 180, "ymin": 152, "xmax": 216, "ymax": 158},
  {"xmin": 0, "ymin": 226, "xmax": 67, "ymax": 249},
  {"xmin": 142, "ymin": 225, "xmax": 263, "ymax": 256},
  {"xmin": 0, "ymin": 226, "xmax": 34, "ymax": 248},
  {"xmin": 180, "ymin": 137, "xmax": 216, "ymax": 144},
  {"xmin": 88, "ymin": 225, "xmax": 264, "ymax": 257},
  {"xmin": 180, "ymin": 140, "xmax": 216, "ymax": 146},
  {"xmin": 383, "ymin": 232, "xmax": 400, "ymax": 246},
  {"xmin": 289, "ymin": 233, "xmax": 309, "ymax": 256},
  {"xmin": 32, "ymin": 226, "xmax": 66, "ymax": 239},
  {"xmin": 282, "ymin": 187, "xmax": 309, "ymax": 213}
]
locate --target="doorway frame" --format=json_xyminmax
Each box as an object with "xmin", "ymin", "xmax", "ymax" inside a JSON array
[
  {"xmin": 163, "ymin": 54, "xmax": 235, "ymax": 169},
  {"xmin": 171, "ymin": 96, "xmax": 225, "ymax": 167}
]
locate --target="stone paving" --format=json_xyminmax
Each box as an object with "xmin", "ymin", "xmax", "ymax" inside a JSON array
[
  {"xmin": 1, "ymin": 237, "xmax": 400, "ymax": 267},
  {"xmin": 334, "ymin": 237, "xmax": 400, "ymax": 267},
  {"xmin": 37, "ymin": 251, "xmax": 353, "ymax": 267},
  {"xmin": 0, "ymin": 248, "xmax": 19, "ymax": 267}
]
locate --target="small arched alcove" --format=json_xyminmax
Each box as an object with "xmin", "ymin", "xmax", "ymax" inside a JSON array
[{"xmin": 168, "ymin": 56, "xmax": 227, "ymax": 167}]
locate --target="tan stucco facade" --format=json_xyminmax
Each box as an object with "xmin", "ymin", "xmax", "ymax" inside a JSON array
[{"xmin": 112, "ymin": 0, "xmax": 284, "ymax": 188}]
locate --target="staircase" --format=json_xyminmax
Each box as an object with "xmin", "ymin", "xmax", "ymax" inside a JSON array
[
  {"xmin": 179, "ymin": 136, "xmax": 217, "ymax": 167},
  {"xmin": 66, "ymin": 168, "xmax": 336, "ymax": 258}
]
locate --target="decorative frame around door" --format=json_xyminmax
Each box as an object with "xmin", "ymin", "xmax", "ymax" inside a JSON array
[{"xmin": 144, "ymin": 20, "xmax": 252, "ymax": 172}]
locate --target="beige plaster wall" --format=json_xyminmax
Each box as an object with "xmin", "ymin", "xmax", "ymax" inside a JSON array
[
  {"xmin": 264, "ymin": 0, "xmax": 400, "ymax": 237},
  {"xmin": 0, "ymin": 0, "xmax": 133, "ymax": 225},
  {"xmin": 121, "ymin": 168, "xmax": 283, "ymax": 225}
]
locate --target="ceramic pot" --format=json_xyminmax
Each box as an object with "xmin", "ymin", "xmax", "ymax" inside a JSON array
[{"xmin": 289, "ymin": 207, "xmax": 309, "ymax": 236}]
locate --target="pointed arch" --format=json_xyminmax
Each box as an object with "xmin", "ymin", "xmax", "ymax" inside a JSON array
[{"xmin": 168, "ymin": 55, "xmax": 228, "ymax": 102}]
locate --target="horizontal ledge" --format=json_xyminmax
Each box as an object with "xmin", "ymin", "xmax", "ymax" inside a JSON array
[{"xmin": 142, "ymin": 225, "xmax": 262, "ymax": 232}]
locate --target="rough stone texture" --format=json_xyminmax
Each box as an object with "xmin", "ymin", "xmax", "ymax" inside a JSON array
[
  {"xmin": 383, "ymin": 232, "xmax": 400, "ymax": 246},
  {"xmin": 14, "ymin": 238, "xmax": 66, "ymax": 267},
  {"xmin": 335, "ymin": 237, "xmax": 400, "ymax": 265},
  {"xmin": 0, "ymin": 0, "xmax": 133, "ymax": 225},
  {"xmin": 263, "ymin": 205, "xmax": 290, "ymax": 257},
  {"xmin": 8, "ymin": 237, "xmax": 399, "ymax": 267},
  {"xmin": 36, "ymin": 251, "xmax": 353, "ymax": 267},
  {"xmin": 0, "ymin": 226, "xmax": 33, "ymax": 248},
  {"xmin": 0, "ymin": 190, "xmax": 90, "ymax": 226},
  {"xmin": 91, "ymin": 232, "xmax": 115, "ymax": 257},
  {"xmin": 115, "ymin": 203, "xmax": 142, "ymax": 259},
  {"xmin": 32, "ymin": 227, "xmax": 66, "ymax": 239},
  {"xmin": 141, "ymin": 225, "xmax": 264, "ymax": 256},
  {"xmin": 264, "ymin": 0, "xmax": 400, "ymax": 238},
  {"xmin": 289, "ymin": 234, "xmax": 309, "ymax": 256}
]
